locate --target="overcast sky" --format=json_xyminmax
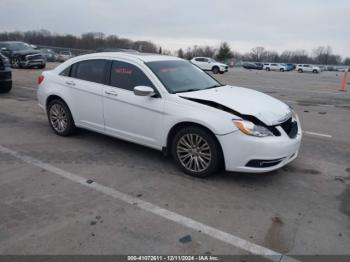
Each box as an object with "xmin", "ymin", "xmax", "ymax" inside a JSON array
[{"xmin": 1, "ymin": 0, "xmax": 349, "ymax": 57}]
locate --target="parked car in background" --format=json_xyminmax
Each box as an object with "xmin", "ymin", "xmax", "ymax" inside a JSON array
[
  {"xmin": 37, "ymin": 52, "xmax": 301, "ymax": 177},
  {"xmin": 296, "ymin": 64, "xmax": 321, "ymax": 73},
  {"xmin": 0, "ymin": 54, "xmax": 12, "ymax": 93},
  {"xmin": 284, "ymin": 64, "xmax": 296, "ymax": 71},
  {"xmin": 335, "ymin": 66, "xmax": 346, "ymax": 72},
  {"xmin": 242, "ymin": 62, "xmax": 264, "ymax": 70},
  {"xmin": 40, "ymin": 49, "xmax": 57, "ymax": 62},
  {"xmin": 0, "ymin": 41, "xmax": 46, "ymax": 69},
  {"xmin": 191, "ymin": 57, "xmax": 228, "ymax": 74},
  {"xmin": 58, "ymin": 51, "xmax": 73, "ymax": 62},
  {"xmin": 263, "ymin": 63, "xmax": 288, "ymax": 72}
]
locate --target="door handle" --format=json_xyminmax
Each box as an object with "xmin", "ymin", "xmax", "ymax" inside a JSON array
[
  {"xmin": 105, "ymin": 90, "xmax": 118, "ymax": 96},
  {"xmin": 65, "ymin": 80, "xmax": 76, "ymax": 86}
]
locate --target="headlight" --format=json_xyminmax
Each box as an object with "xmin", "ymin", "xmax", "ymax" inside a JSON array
[{"xmin": 233, "ymin": 120, "xmax": 273, "ymax": 137}]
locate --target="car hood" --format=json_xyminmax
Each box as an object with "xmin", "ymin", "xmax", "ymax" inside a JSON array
[
  {"xmin": 12, "ymin": 50, "xmax": 41, "ymax": 56},
  {"xmin": 178, "ymin": 85, "xmax": 292, "ymax": 126}
]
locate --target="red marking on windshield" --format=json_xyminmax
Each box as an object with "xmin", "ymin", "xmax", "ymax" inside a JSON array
[
  {"xmin": 115, "ymin": 68, "xmax": 133, "ymax": 74},
  {"xmin": 160, "ymin": 68, "xmax": 177, "ymax": 73}
]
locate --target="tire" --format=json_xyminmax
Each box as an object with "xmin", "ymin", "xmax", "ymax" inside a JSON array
[
  {"xmin": 11, "ymin": 57, "xmax": 21, "ymax": 69},
  {"xmin": 212, "ymin": 66, "xmax": 219, "ymax": 74},
  {"xmin": 219, "ymin": 71, "xmax": 224, "ymax": 74},
  {"xmin": 171, "ymin": 127, "xmax": 222, "ymax": 178},
  {"xmin": 312, "ymin": 70, "xmax": 318, "ymax": 74},
  {"xmin": 38, "ymin": 64, "xmax": 46, "ymax": 69},
  {"xmin": 298, "ymin": 69, "xmax": 303, "ymax": 73},
  {"xmin": 266, "ymin": 67, "xmax": 271, "ymax": 71},
  {"xmin": 47, "ymin": 99, "xmax": 76, "ymax": 136},
  {"xmin": 280, "ymin": 68, "xmax": 285, "ymax": 72}
]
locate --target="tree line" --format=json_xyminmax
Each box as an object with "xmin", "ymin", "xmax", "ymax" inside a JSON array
[
  {"xmin": 0, "ymin": 30, "xmax": 348, "ymax": 65},
  {"xmin": 177, "ymin": 43, "xmax": 349, "ymax": 65},
  {"xmin": 0, "ymin": 29, "xmax": 158, "ymax": 53}
]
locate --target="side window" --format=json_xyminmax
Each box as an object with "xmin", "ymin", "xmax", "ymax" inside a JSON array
[
  {"xmin": 74, "ymin": 59, "xmax": 108, "ymax": 84},
  {"xmin": 110, "ymin": 61, "xmax": 154, "ymax": 91},
  {"xmin": 60, "ymin": 66, "xmax": 71, "ymax": 77}
]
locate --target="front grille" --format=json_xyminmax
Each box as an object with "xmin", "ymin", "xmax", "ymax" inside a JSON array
[
  {"xmin": 280, "ymin": 117, "xmax": 298, "ymax": 138},
  {"xmin": 26, "ymin": 54, "xmax": 42, "ymax": 60},
  {"xmin": 246, "ymin": 158, "xmax": 285, "ymax": 168}
]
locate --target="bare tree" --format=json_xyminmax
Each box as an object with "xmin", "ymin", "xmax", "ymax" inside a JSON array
[{"xmin": 250, "ymin": 46, "xmax": 266, "ymax": 62}]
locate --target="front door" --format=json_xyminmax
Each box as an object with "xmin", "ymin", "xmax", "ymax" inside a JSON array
[{"xmin": 103, "ymin": 60, "xmax": 164, "ymax": 149}]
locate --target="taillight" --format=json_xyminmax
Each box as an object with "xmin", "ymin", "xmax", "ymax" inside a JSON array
[{"xmin": 38, "ymin": 75, "xmax": 45, "ymax": 85}]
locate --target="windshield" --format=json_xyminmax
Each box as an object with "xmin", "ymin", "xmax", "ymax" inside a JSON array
[
  {"xmin": 5, "ymin": 42, "xmax": 34, "ymax": 51},
  {"xmin": 146, "ymin": 60, "xmax": 221, "ymax": 94}
]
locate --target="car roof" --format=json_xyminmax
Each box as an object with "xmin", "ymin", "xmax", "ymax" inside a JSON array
[
  {"xmin": 0, "ymin": 41, "xmax": 25, "ymax": 44},
  {"xmin": 75, "ymin": 52, "xmax": 182, "ymax": 63}
]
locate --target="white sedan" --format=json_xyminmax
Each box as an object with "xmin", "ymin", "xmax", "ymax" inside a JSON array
[{"xmin": 37, "ymin": 52, "xmax": 302, "ymax": 177}]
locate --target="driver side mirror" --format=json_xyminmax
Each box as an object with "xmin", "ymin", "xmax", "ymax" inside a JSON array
[{"xmin": 134, "ymin": 86, "xmax": 155, "ymax": 97}]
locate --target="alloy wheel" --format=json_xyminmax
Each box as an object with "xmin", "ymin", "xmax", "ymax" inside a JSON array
[
  {"xmin": 12, "ymin": 59, "xmax": 20, "ymax": 68},
  {"xmin": 176, "ymin": 133, "xmax": 212, "ymax": 173},
  {"xmin": 49, "ymin": 104, "xmax": 68, "ymax": 133}
]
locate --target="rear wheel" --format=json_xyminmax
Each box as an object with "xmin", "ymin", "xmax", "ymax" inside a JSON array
[
  {"xmin": 212, "ymin": 66, "xmax": 219, "ymax": 74},
  {"xmin": 280, "ymin": 68, "xmax": 285, "ymax": 72},
  {"xmin": 266, "ymin": 67, "xmax": 271, "ymax": 71},
  {"xmin": 298, "ymin": 69, "xmax": 303, "ymax": 73},
  {"xmin": 312, "ymin": 69, "xmax": 318, "ymax": 74},
  {"xmin": 171, "ymin": 127, "xmax": 222, "ymax": 178},
  {"xmin": 47, "ymin": 99, "xmax": 76, "ymax": 136}
]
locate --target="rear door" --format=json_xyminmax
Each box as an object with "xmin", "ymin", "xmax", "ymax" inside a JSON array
[
  {"xmin": 303, "ymin": 65, "xmax": 311, "ymax": 72},
  {"xmin": 194, "ymin": 58, "xmax": 208, "ymax": 70},
  {"xmin": 66, "ymin": 59, "xmax": 109, "ymax": 131},
  {"xmin": 271, "ymin": 63, "xmax": 278, "ymax": 70}
]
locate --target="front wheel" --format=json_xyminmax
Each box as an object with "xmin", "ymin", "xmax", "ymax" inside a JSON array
[
  {"xmin": 266, "ymin": 67, "xmax": 271, "ymax": 71},
  {"xmin": 312, "ymin": 70, "xmax": 318, "ymax": 74},
  {"xmin": 280, "ymin": 68, "xmax": 285, "ymax": 72},
  {"xmin": 47, "ymin": 99, "xmax": 76, "ymax": 136},
  {"xmin": 212, "ymin": 67, "xmax": 219, "ymax": 74},
  {"xmin": 298, "ymin": 69, "xmax": 303, "ymax": 73},
  {"xmin": 11, "ymin": 58, "xmax": 21, "ymax": 69},
  {"xmin": 171, "ymin": 127, "xmax": 222, "ymax": 178}
]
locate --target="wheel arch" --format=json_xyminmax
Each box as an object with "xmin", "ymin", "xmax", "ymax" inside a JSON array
[
  {"xmin": 46, "ymin": 94, "xmax": 67, "ymax": 110},
  {"xmin": 165, "ymin": 121, "xmax": 224, "ymax": 165},
  {"xmin": 45, "ymin": 94, "xmax": 76, "ymax": 123}
]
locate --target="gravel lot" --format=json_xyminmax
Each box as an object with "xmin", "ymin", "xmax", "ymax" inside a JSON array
[{"xmin": 0, "ymin": 63, "xmax": 349, "ymax": 260}]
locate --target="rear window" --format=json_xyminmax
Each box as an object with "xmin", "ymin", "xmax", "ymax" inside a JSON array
[
  {"xmin": 74, "ymin": 59, "xmax": 108, "ymax": 84},
  {"xmin": 60, "ymin": 66, "xmax": 71, "ymax": 77}
]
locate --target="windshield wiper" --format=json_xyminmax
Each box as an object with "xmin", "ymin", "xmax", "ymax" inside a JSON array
[
  {"xmin": 175, "ymin": 88, "xmax": 201, "ymax": 94},
  {"xmin": 203, "ymin": 84, "xmax": 222, "ymax": 90}
]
